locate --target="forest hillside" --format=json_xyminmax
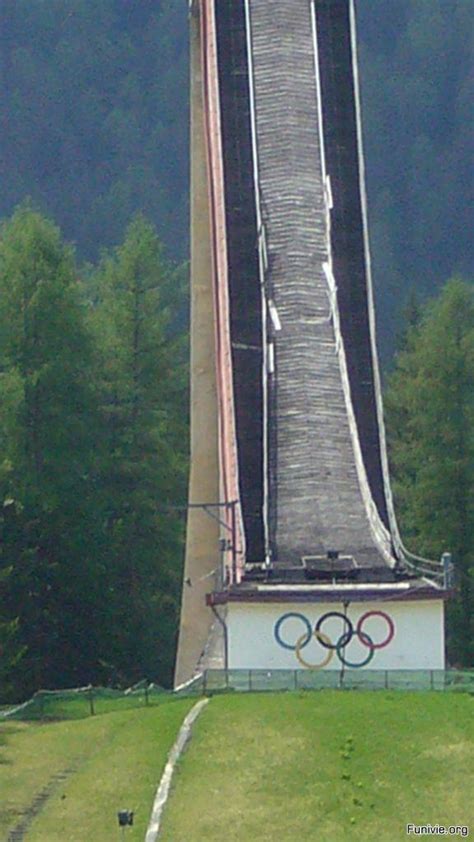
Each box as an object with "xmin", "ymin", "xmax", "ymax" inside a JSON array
[
  {"xmin": 0, "ymin": 2, "xmax": 472, "ymax": 697},
  {"xmin": 0, "ymin": 0, "xmax": 472, "ymax": 356}
]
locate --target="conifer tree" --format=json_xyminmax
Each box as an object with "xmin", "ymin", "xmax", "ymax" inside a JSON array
[
  {"xmin": 89, "ymin": 216, "xmax": 187, "ymax": 685},
  {"xmin": 385, "ymin": 279, "xmax": 474, "ymax": 665},
  {"xmin": 0, "ymin": 206, "xmax": 107, "ymax": 696}
]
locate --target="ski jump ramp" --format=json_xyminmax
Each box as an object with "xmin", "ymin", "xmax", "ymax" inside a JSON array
[{"xmin": 175, "ymin": 0, "xmax": 449, "ymax": 686}]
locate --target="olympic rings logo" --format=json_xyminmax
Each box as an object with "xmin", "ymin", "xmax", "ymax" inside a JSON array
[{"xmin": 273, "ymin": 610, "xmax": 395, "ymax": 669}]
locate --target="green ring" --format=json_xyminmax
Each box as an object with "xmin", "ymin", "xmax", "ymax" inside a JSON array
[{"xmin": 336, "ymin": 630, "xmax": 375, "ymax": 668}]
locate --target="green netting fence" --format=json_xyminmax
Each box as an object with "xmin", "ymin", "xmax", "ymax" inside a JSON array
[
  {"xmin": 1, "ymin": 669, "xmax": 472, "ymax": 722},
  {"xmin": 203, "ymin": 668, "xmax": 474, "ymax": 694},
  {"xmin": 0, "ymin": 674, "xmax": 204, "ymax": 722}
]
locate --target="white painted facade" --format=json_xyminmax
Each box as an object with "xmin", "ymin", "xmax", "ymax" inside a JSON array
[{"xmin": 227, "ymin": 599, "xmax": 445, "ymax": 671}]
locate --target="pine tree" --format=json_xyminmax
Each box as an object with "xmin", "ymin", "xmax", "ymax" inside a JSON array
[
  {"xmin": 385, "ymin": 279, "xmax": 474, "ymax": 665},
  {"xmin": 0, "ymin": 206, "xmax": 107, "ymax": 697},
  {"xmin": 89, "ymin": 216, "xmax": 187, "ymax": 686}
]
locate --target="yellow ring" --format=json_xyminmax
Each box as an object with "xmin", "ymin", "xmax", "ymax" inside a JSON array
[{"xmin": 295, "ymin": 630, "xmax": 334, "ymax": 669}]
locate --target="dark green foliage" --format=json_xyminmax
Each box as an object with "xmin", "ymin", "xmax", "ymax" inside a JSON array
[
  {"xmin": 0, "ymin": 0, "xmax": 188, "ymax": 262},
  {"xmin": 0, "ymin": 208, "xmax": 187, "ymax": 701},
  {"xmin": 0, "ymin": 1, "xmax": 471, "ymax": 359},
  {"xmin": 0, "ymin": 566, "xmax": 24, "ymax": 696},
  {"xmin": 385, "ymin": 279, "xmax": 474, "ymax": 665},
  {"xmin": 89, "ymin": 216, "xmax": 188, "ymax": 686},
  {"xmin": 357, "ymin": 0, "xmax": 473, "ymax": 357},
  {"xmin": 0, "ymin": 206, "xmax": 109, "ymax": 696}
]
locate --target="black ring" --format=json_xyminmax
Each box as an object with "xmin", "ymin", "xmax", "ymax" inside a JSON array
[{"xmin": 315, "ymin": 612, "xmax": 354, "ymax": 650}]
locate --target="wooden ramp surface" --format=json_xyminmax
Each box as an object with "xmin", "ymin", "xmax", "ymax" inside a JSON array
[{"xmin": 247, "ymin": 0, "xmax": 391, "ymax": 566}]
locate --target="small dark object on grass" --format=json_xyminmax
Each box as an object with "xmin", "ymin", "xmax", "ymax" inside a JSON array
[{"xmin": 118, "ymin": 809, "xmax": 134, "ymax": 827}]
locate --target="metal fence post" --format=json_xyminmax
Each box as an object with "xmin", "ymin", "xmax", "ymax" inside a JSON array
[
  {"xmin": 88, "ymin": 688, "xmax": 95, "ymax": 716},
  {"xmin": 384, "ymin": 671, "xmax": 389, "ymax": 690},
  {"xmin": 248, "ymin": 669, "xmax": 252, "ymax": 692},
  {"xmin": 145, "ymin": 685, "xmax": 149, "ymax": 706},
  {"xmin": 294, "ymin": 670, "xmax": 298, "ymax": 690},
  {"xmin": 430, "ymin": 670, "xmax": 434, "ymax": 690}
]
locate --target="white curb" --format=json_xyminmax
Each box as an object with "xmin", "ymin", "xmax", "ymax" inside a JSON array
[{"xmin": 144, "ymin": 698, "xmax": 209, "ymax": 841}]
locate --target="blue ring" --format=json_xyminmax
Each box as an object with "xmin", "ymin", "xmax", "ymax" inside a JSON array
[{"xmin": 274, "ymin": 612, "xmax": 312, "ymax": 651}]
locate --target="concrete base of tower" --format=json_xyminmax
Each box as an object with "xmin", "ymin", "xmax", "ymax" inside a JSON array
[{"xmin": 207, "ymin": 583, "xmax": 450, "ymax": 671}]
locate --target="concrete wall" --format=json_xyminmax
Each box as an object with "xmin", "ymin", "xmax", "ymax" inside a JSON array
[
  {"xmin": 174, "ymin": 5, "xmax": 220, "ymax": 688},
  {"xmin": 227, "ymin": 600, "xmax": 445, "ymax": 670}
]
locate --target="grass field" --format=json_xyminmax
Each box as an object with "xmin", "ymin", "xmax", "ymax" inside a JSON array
[
  {"xmin": 0, "ymin": 698, "xmax": 194, "ymax": 840},
  {"xmin": 160, "ymin": 691, "xmax": 474, "ymax": 842},
  {"xmin": 1, "ymin": 690, "xmax": 472, "ymax": 841}
]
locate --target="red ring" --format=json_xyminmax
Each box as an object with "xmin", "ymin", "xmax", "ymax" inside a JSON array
[{"xmin": 356, "ymin": 611, "xmax": 395, "ymax": 650}]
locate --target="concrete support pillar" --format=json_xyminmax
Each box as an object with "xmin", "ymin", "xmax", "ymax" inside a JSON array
[{"xmin": 174, "ymin": 3, "xmax": 220, "ymax": 688}]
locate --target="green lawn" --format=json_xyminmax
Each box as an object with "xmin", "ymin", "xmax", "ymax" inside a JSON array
[
  {"xmin": 160, "ymin": 691, "xmax": 474, "ymax": 842},
  {"xmin": 0, "ymin": 698, "xmax": 194, "ymax": 841},
  {"xmin": 2, "ymin": 690, "xmax": 472, "ymax": 841}
]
